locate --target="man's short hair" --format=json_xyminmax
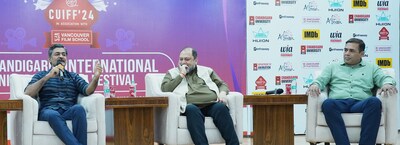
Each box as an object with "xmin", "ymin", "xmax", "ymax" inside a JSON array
[
  {"xmin": 182, "ymin": 47, "xmax": 198, "ymax": 59},
  {"xmin": 48, "ymin": 44, "xmax": 68, "ymax": 58},
  {"xmin": 346, "ymin": 38, "xmax": 365, "ymax": 52}
]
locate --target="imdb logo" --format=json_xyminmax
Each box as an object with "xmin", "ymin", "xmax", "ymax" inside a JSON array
[
  {"xmin": 352, "ymin": 0, "xmax": 368, "ymax": 8},
  {"xmin": 376, "ymin": 58, "xmax": 392, "ymax": 68},
  {"xmin": 302, "ymin": 29, "xmax": 320, "ymax": 40}
]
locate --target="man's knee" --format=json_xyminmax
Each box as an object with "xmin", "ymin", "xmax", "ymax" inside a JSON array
[
  {"xmin": 321, "ymin": 99, "xmax": 336, "ymax": 111},
  {"xmin": 365, "ymin": 97, "xmax": 382, "ymax": 109},
  {"xmin": 185, "ymin": 104, "xmax": 199, "ymax": 113},
  {"xmin": 71, "ymin": 104, "xmax": 86, "ymax": 117}
]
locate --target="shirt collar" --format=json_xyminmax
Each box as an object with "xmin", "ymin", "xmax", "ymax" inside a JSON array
[{"xmin": 340, "ymin": 59, "xmax": 366, "ymax": 67}]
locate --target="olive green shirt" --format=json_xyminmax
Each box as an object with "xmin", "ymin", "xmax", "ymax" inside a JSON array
[
  {"xmin": 313, "ymin": 60, "xmax": 396, "ymax": 100},
  {"xmin": 161, "ymin": 67, "xmax": 230, "ymax": 104}
]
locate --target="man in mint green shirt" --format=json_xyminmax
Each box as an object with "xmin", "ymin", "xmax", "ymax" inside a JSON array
[{"xmin": 307, "ymin": 38, "xmax": 397, "ymax": 145}]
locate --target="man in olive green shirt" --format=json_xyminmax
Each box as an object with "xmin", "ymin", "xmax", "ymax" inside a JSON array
[
  {"xmin": 307, "ymin": 38, "xmax": 397, "ymax": 145},
  {"xmin": 161, "ymin": 47, "xmax": 239, "ymax": 145}
]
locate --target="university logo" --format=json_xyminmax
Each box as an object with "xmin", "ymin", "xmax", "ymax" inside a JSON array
[
  {"xmin": 352, "ymin": 0, "xmax": 368, "ymax": 9},
  {"xmin": 275, "ymin": 0, "xmax": 297, "ymax": 6},
  {"xmin": 302, "ymin": 62, "xmax": 320, "ymax": 69},
  {"xmin": 376, "ymin": 58, "xmax": 392, "ymax": 68},
  {"xmin": 300, "ymin": 45, "xmax": 323, "ymax": 54},
  {"xmin": 349, "ymin": 14, "xmax": 370, "ymax": 23},
  {"xmin": 253, "ymin": 63, "xmax": 272, "ymax": 71},
  {"xmin": 302, "ymin": 29, "xmax": 320, "ymax": 40},
  {"xmin": 276, "ymin": 76, "xmax": 298, "ymax": 85},
  {"xmin": 249, "ymin": 16, "xmax": 272, "ymax": 25}
]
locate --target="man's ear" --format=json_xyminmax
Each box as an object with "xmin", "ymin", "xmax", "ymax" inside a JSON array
[{"xmin": 360, "ymin": 51, "xmax": 365, "ymax": 56}]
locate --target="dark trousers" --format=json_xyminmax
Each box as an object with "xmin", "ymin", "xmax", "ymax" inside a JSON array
[
  {"xmin": 183, "ymin": 103, "xmax": 239, "ymax": 145},
  {"xmin": 39, "ymin": 104, "xmax": 87, "ymax": 145},
  {"xmin": 321, "ymin": 97, "xmax": 381, "ymax": 145}
]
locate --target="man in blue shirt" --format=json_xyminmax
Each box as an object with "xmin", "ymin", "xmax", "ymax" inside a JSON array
[
  {"xmin": 307, "ymin": 38, "xmax": 397, "ymax": 145},
  {"xmin": 24, "ymin": 44, "xmax": 103, "ymax": 145}
]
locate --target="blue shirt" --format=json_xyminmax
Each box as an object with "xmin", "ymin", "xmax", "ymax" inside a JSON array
[
  {"xmin": 313, "ymin": 60, "xmax": 396, "ymax": 100},
  {"xmin": 28, "ymin": 69, "xmax": 89, "ymax": 111}
]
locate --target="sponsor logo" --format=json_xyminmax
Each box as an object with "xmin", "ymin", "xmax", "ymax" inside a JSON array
[
  {"xmin": 302, "ymin": 29, "xmax": 320, "ymax": 40},
  {"xmin": 253, "ymin": 63, "xmax": 272, "ymax": 71},
  {"xmin": 301, "ymin": 45, "xmax": 323, "ymax": 54},
  {"xmin": 329, "ymin": 47, "xmax": 344, "ymax": 52},
  {"xmin": 302, "ymin": 16, "xmax": 321, "ymax": 24},
  {"xmin": 326, "ymin": 14, "xmax": 342, "ymax": 24},
  {"xmin": 253, "ymin": 47, "xmax": 270, "ymax": 51},
  {"xmin": 249, "ymin": 16, "xmax": 272, "ymax": 25},
  {"xmin": 353, "ymin": 33, "xmax": 368, "ymax": 37},
  {"xmin": 252, "ymin": 28, "xmax": 270, "ymax": 43},
  {"xmin": 275, "ymin": 0, "xmax": 297, "ymax": 6},
  {"xmin": 280, "ymin": 45, "xmax": 293, "ymax": 57},
  {"xmin": 302, "ymin": 61, "xmax": 320, "ymax": 69},
  {"xmin": 302, "ymin": 74, "xmax": 314, "ymax": 88},
  {"xmin": 330, "ymin": 31, "xmax": 342, "ymax": 43},
  {"xmin": 352, "ymin": 0, "xmax": 368, "ymax": 8},
  {"xmin": 304, "ymin": 1, "xmax": 319, "ymax": 11},
  {"xmin": 349, "ymin": 14, "xmax": 370, "ymax": 23},
  {"xmin": 279, "ymin": 15, "xmax": 295, "ymax": 19},
  {"xmin": 377, "ymin": 0, "xmax": 389, "ymax": 10},
  {"xmin": 255, "ymin": 76, "xmax": 267, "ymax": 90},
  {"xmin": 376, "ymin": 58, "xmax": 392, "ymax": 68},
  {"xmin": 276, "ymin": 76, "xmax": 298, "ymax": 85},
  {"xmin": 376, "ymin": 11, "xmax": 391, "ymax": 26},
  {"xmin": 278, "ymin": 62, "xmax": 294, "ymax": 72},
  {"xmin": 253, "ymin": 1, "xmax": 269, "ymax": 5},
  {"xmin": 378, "ymin": 27, "xmax": 389, "ymax": 40},
  {"xmin": 375, "ymin": 45, "xmax": 391, "ymax": 53},
  {"xmin": 328, "ymin": 0, "xmax": 344, "ymax": 12},
  {"xmin": 277, "ymin": 30, "xmax": 294, "ymax": 41}
]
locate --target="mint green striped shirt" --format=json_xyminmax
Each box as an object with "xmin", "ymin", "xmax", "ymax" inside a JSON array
[{"xmin": 313, "ymin": 60, "xmax": 396, "ymax": 100}]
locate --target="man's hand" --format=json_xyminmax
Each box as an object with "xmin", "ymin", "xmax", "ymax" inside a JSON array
[
  {"xmin": 217, "ymin": 91, "xmax": 228, "ymax": 105},
  {"xmin": 306, "ymin": 84, "xmax": 321, "ymax": 97},
  {"xmin": 178, "ymin": 64, "xmax": 188, "ymax": 77},
  {"xmin": 93, "ymin": 60, "xmax": 102, "ymax": 77},
  {"xmin": 46, "ymin": 65, "xmax": 62, "ymax": 78},
  {"xmin": 377, "ymin": 84, "xmax": 398, "ymax": 95}
]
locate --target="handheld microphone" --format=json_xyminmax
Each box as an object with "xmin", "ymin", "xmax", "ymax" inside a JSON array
[
  {"xmin": 265, "ymin": 88, "xmax": 284, "ymax": 95},
  {"xmin": 56, "ymin": 60, "xmax": 65, "ymax": 80}
]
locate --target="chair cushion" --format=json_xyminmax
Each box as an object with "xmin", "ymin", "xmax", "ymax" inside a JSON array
[
  {"xmin": 178, "ymin": 116, "xmax": 218, "ymax": 129},
  {"xmin": 317, "ymin": 112, "xmax": 384, "ymax": 126},
  {"xmin": 33, "ymin": 119, "xmax": 98, "ymax": 135}
]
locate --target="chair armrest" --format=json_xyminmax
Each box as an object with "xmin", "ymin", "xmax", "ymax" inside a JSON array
[
  {"xmin": 10, "ymin": 94, "xmax": 39, "ymax": 145},
  {"xmin": 148, "ymin": 92, "xmax": 181, "ymax": 144},
  {"xmin": 78, "ymin": 93, "xmax": 106, "ymax": 145},
  {"xmin": 306, "ymin": 91, "xmax": 327, "ymax": 142},
  {"xmin": 377, "ymin": 91, "xmax": 398, "ymax": 144},
  {"xmin": 227, "ymin": 92, "xmax": 243, "ymax": 142}
]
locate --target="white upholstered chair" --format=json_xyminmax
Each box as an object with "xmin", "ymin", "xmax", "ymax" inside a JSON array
[
  {"xmin": 306, "ymin": 69, "xmax": 398, "ymax": 145},
  {"xmin": 145, "ymin": 73, "xmax": 243, "ymax": 145},
  {"xmin": 8, "ymin": 73, "xmax": 106, "ymax": 145}
]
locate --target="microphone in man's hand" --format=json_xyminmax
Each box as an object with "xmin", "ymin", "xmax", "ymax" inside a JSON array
[
  {"xmin": 56, "ymin": 59, "xmax": 65, "ymax": 80},
  {"xmin": 265, "ymin": 88, "xmax": 284, "ymax": 95}
]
